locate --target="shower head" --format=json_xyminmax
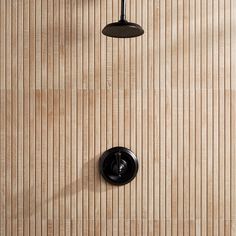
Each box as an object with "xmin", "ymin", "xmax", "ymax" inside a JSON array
[
  {"xmin": 102, "ymin": 20, "xmax": 144, "ymax": 38},
  {"xmin": 102, "ymin": 0, "xmax": 144, "ymax": 38}
]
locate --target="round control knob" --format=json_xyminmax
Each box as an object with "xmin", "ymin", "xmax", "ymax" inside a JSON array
[{"xmin": 99, "ymin": 147, "xmax": 139, "ymax": 186}]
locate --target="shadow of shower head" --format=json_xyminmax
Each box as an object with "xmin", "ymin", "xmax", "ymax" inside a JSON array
[{"xmin": 102, "ymin": 0, "xmax": 144, "ymax": 38}]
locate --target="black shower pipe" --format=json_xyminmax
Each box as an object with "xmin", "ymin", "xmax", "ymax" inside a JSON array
[{"xmin": 120, "ymin": 0, "xmax": 126, "ymax": 21}]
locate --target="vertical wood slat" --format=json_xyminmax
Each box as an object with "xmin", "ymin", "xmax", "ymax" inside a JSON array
[
  {"xmin": 41, "ymin": 0, "xmax": 48, "ymax": 235},
  {"xmin": 35, "ymin": 1, "xmax": 42, "ymax": 236},
  {"xmin": 142, "ymin": 0, "xmax": 148, "ymax": 234},
  {"xmin": 207, "ymin": 0, "xmax": 213, "ymax": 235},
  {"xmin": 112, "ymin": 1, "xmax": 119, "ymax": 236},
  {"xmin": 77, "ymin": 0, "xmax": 83, "ymax": 235},
  {"xmin": 213, "ymin": 0, "xmax": 220, "ymax": 235},
  {"xmin": 130, "ymin": 0, "xmax": 137, "ymax": 233},
  {"xmin": 177, "ymin": 0, "xmax": 184, "ymax": 234},
  {"xmin": 71, "ymin": 0, "xmax": 77, "ymax": 235},
  {"xmin": 0, "ymin": 1, "xmax": 6, "ymax": 236},
  {"xmin": 0, "ymin": 0, "xmax": 235, "ymax": 235},
  {"xmin": 94, "ymin": 0, "xmax": 101, "ymax": 235},
  {"xmin": 106, "ymin": 0, "xmax": 113, "ymax": 234},
  {"xmin": 171, "ymin": 0, "xmax": 178, "ymax": 234},
  {"xmin": 219, "ymin": 0, "xmax": 225, "ymax": 235},
  {"xmin": 65, "ymin": 0, "xmax": 71, "ymax": 235},
  {"xmin": 6, "ymin": 0, "xmax": 12, "ymax": 235},
  {"xmin": 189, "ymin": 0, "xmax": 196, "ymax": 234},
  {"xmin": 147, "ymin": 0, "xmax": 154, "ymax": 235},
  {"xmin": 23, "ymin": 0, "xmax": 30, "ymax": 235},
  {"xmin": 17, "ymin": 0, "xmax": 24, "ymax": 235},
  {"xmin": 100, "ymin": 0, "xmax": 107, "ymax": 235},
  {"xmin": 165, "ymin": 0, "xmax": 172, "ymax": 234},
  {"xmin": 11, "ymin": 0, "xmax": 18, "ymax": 234},
  {"xmin": 136, "ymin": 0, "xmax": 142, "ymax": 235},
  {"xmin": 154, "ymin": 0, "xmax": 160, "ymax": 234},
  {"xmin": 53, "ymin": 0, "xmax": 60, "ymax": 235},
  {"xmin": 201, "ymin": 0, "xmax": 207, "ymax": 235},
  {"xmin": 47, "ymin": 0, "xmax": 54, "ymax": 234},
  {"xmin": 231, "ymin": 0, "xmax": 236, "ymax": 235},
  {"xmin": 59, "ymin": 0, "xmax": 65, "ymax": 235},
  {"xmin": 184, "ymin": 0, "xmax": 190, "ymax": 233},
  {"xmin": 195, "ymin": 0, "xmax": 202, "ymax": 234},
  {"xmin": 29, "ymin": 0, "xmax": 36, "ymax": 235},
  {"xmin": 224, "ymin": 0, "xmax": 231, "ymax": 232},
  {"xmin": 159, "ymin": 0, "xmax": 166, "ymax": 235}
]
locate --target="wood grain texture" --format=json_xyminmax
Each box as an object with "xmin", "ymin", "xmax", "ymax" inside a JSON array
[{"xmin": 0, "ymin": 0, "xmax": 235, "ymax": 235}]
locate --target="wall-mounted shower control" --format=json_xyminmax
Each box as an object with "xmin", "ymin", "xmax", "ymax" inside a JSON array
[{"xmin": 99, "ymin": 147, "xmax": 139, "ymax": 186}]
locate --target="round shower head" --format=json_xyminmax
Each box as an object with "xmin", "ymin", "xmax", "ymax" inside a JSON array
[
  {"xmin": 102, "ymin": 0, "xmax": 144, "ymax": 38},
  {"xmin": 102, "ymin": 20, "xmax": 144, "ymax": 38}
]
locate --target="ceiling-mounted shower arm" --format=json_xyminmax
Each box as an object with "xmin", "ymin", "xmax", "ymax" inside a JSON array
[
  {"xmin": 102, "ymin": 0, "xmax": 144, "ymax": 38},
  {"xmin": 120, "ymin": 0, "xmax": 126, "ymax": 21}
]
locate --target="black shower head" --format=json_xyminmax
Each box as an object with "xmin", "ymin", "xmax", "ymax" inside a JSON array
[
  {"xmin": 102, "ymin": 20, "xmax": 144, "ymax": 38},
  {"xmin": 102, "ymin": 0, "xmax": 144, "ymax": 38}
]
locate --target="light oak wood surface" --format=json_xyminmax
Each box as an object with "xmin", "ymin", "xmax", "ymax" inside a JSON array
[{"xmin": 0, "ymin": 0, "xmax": 235, "ymax": 235}]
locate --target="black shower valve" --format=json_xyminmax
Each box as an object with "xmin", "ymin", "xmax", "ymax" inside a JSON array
[{"xmin": 99, "ymin": 146, "xmax": 139, "ymax": 186}]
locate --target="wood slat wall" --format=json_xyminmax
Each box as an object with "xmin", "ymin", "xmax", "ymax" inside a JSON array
[{"xmin": 0, "ymin": 0, "xmax": 236, "ymax": 235}]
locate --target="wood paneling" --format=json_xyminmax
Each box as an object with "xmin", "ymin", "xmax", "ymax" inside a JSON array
[{"xmin": 0, "ymin": 0, "xmax": 235, "ymax": 235}]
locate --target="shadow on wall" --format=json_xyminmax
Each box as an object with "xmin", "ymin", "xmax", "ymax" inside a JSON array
[
  {"xmin": 39, "ymin": 0, "xmax": 102, "ymax": 47},
  {"xmin": 9, "ymin": 154, "xmax": 108, "ymax": 219}
]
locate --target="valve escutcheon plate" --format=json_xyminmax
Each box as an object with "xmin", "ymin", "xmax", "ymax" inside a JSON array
[{"xmin": 99, "ymin": 147, "xmax": 139, "ymax": 186}]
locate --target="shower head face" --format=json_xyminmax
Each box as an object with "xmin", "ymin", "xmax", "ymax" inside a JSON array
[{"xmin": 102, "ymin": 20, "xmax": 144, "ymax": 38}]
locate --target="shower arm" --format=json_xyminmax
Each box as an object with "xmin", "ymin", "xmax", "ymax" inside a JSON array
[{"xmin": 120, "ymin": 0, "xmax": 126, "ymax": 21}]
